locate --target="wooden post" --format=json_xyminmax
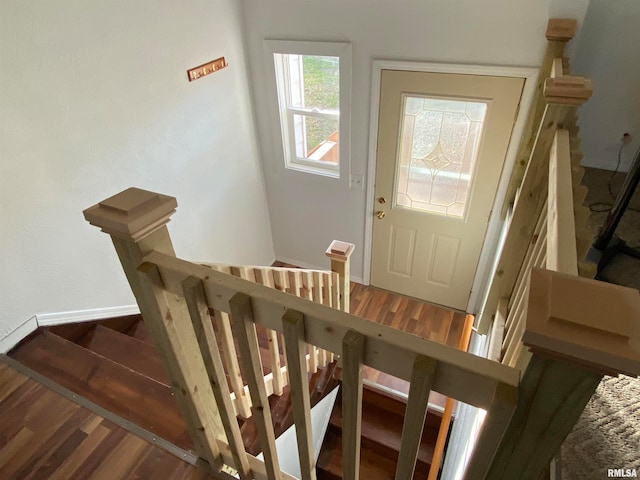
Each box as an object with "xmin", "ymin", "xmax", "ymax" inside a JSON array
[
  {"xmin": 395, "ymin": 355, "xmax": 437, "ymax": 479},
  {"xmin": 477, "ymin": 70, "xmax": 592, "ymax": 334},
  {"xmin": 325, "ymin": 240, "xmax": 355, "ymax": 313},
  {"xmin": 341, "ymin": 330, "xmax": 365, "ymax": 480},
  {"xmin": 474, "ymin": 268, "xmax": 640, "ymax": 480},
  {"xmin": 181, "ymin": 277, "xmax": 252, "ymax": 480},
  {"xmin": 282, "ymin": 309, "xmax": 316, "ymax": 480},
  {"xmin": 229, "ymin": 293, "xmax": 281, "ymax": 480},
  {"xmin": 501, "ymin": 18, "xmax": 577, "ymax": 217},
  {"xmin": 83, "ymin": 188, "xmax": 226, "ymax": 472}
]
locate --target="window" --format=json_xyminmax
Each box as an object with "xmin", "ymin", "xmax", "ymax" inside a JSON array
[
  {"xmin": 395, "ymin": 96, "xmax": 488, "ymax": 218},
  {"xmin": 266, "ymin": 41, "xmax": 351, "ymax": 178}
]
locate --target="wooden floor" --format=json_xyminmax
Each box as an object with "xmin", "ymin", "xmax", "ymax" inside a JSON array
[
  {"xmin": 0, "ymin": 360, "xmax": 216, "ymax": 480},
  {"xmin": 273, "ymin": 261, "xmax": 471, "ymax": 405},
  {"xmin": 350, "ymin": 281, "xmax": 471, "ymax": 403}
]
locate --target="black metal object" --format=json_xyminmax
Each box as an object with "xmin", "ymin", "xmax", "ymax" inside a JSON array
[
  {"xmin": 593, "ymin": 145, "xmax": 640, "ymax": 278},
  {"xmin": 594, "ymin": 145, "xmax": 640, "ymax": 250}
]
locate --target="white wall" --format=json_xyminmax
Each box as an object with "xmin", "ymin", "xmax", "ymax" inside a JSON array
[
  {"xmin": 0, "ymin": 0, "xmax": 274, "ymax": 341},
  {"xmin": 571, "ymin": 0, "xmax": 640, "ymax": 172},
  {"xmin": 240, "ymin": 0, "xmax": 589, "ymax": 282}
]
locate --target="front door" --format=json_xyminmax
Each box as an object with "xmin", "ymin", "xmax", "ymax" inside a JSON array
[{"xmin": 371, "ymin": 70, "xmax": 523, "ymax": 310}]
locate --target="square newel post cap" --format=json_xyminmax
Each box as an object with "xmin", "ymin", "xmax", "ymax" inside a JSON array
[
  {"xmin": 325, "ymin": 240, "xmax": 355, "ymax": 263},
  {"xmin": 83, "ymin": 187, "xmax": 177, "ymax": 242},
  {"xmin": 523, "ymin": 268, "xmax": 640, "ymax": 377},
  {"xmin": 546, "ymin": 18, "xmax": 578, "ymax": 42}
]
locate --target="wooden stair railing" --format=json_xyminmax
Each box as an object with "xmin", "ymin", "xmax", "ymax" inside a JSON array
[
  {"xmin": 197, "ymin": 255, "xmax": 350, "ymax": 418},
  {"xmin": 84, "ymin": 186, "xmax": 639, "ymax": 480},
  {"xmin": 478, "ymin": 19, "xmax": 595, "ymax": 338},
  {"xmin": 84, "ymin": 187, "xmax": 520, "ymax": 480},
  {"xmin": 463, "ymin": 18, "xmax": 640, "ymax": 480}
]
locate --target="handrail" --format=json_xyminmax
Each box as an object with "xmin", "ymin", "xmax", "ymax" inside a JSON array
[
  {"xmin": 478, "ymin": 38, "xmax": 593, "ymax": 336},
  {"xmin": 84, "ymin": 180, "xmax": 639, "ymax": 480},
  {"xmin": 144, "ymin": 250, "xmax": 519, "ymax": 480},
  {"xmin": 84, "ymin": 184, "xmax": 522, "ymax": 479},
  {"xmin": 146, "ymin": 250, "xmax": 520, "ymax": 408}
]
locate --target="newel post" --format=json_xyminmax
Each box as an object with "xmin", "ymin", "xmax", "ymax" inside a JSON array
[
  {"xmin": 325, "ymin": 240, "xmax": 355, "ymax": 313},
  {"xmin": 83, "ymin": 188, "xmax": 226, "ymax": 472},
  {"xmin": 474, "ymin": 268, "xmax": 640, "ymax": 480}
]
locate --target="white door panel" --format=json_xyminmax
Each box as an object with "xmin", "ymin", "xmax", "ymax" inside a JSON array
[{"xmin": 371, "ymin": 70, "xmax": 523, "ymax": 309}]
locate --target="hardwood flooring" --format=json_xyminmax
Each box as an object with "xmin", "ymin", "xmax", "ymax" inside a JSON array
[
  {"xmin": 351, "ymin": 281, "xmax": 471, "ymax": 403},
  {"xmin": 0, "ymin": 360, "xmax": 216, "ymax": 480},
  {"xmin": 274, "ymin": 261, "xmax": 472, "ymax": 404}
]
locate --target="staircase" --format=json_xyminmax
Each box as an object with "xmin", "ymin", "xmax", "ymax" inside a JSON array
[
  {"xmin": 10, "ymin": 314, "xmax": 446, "ymax": 478},
  {"xmin": 10, "ymin": 316, "xmax": 341, "ymax": 456},
  {"xmin": 318, "ymin": 386, "xmax": 442, "ymax": 479}
]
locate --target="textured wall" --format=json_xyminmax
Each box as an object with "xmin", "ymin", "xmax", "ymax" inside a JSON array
[{"xmin": 0, "ymin": 0, "xmax": 274, "ymax": 339}]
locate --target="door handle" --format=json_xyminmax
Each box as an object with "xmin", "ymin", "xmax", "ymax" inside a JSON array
[{"xmin": 376, "ymin": 211, "xmax": 386, "ymax": 219}]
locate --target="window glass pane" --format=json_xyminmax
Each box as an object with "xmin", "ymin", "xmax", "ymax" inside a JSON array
[
  {"xmin": 277, "ymin": 54, "xmax": 339, "ymax": 112},
  {"xmin": 395, "ymin": 96, "xmax": 487, "ymax": 218},
  {"xmin": 293, "ymin": 114, "xmax": 339, "ymax": 164}
]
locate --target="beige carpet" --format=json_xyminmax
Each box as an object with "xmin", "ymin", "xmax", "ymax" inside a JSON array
[
  {"xmin": 560, "ymin": 375, "xmax": 640, "ymax": 479},
  {"xmin": 560, "ymin": 168, "xmax": 640, "ymax": 479}
]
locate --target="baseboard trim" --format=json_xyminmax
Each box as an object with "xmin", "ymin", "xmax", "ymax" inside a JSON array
[
  {"xmin": 276, "ymin": 255, "xmax": 365, "ymax": 285},
  {"xmin": 36, "ymin": 305, "xmax": 141, "ymax": 327},
  {"xmin": 0, "ymin": 316, "xmax": 38, "ymax": 354}
]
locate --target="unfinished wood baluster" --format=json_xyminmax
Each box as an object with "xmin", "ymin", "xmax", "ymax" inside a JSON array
[
  {"xmin": 341, "ymin": 330, "xmax": 365, "ymax": 480},
  {"xmin": 310, "ymin": 271, "xmax": 329, "ymax": 365},
  {"xmin": 288, "ymin": 270, "xmax": 302, "ymax": 296},
  {"xmin": 240, "ymin": 266, "xmax": 284, "ymax": 395},
  {"xmin": 288, "ymin": 270, "xmax": 318, "ymax": 372},
  {"xmin": 229, "ymin": 293, "xmax": 281, "ymax": 480},
  {"xmin": 330, "ymin": 272, "xmax": 340, "ymax": 310},
  {"xmin": 283, "ymin": 309, "xmax": 316, "ymax": 480},
  {"xmin": 488, "ymin": 298, "xmax": 508, "ymax": 362},
  {"xmin": 299, "ymin": 271, "xmax": 324, "ymax": 367},
  {"xmin": 214, "ymin": 309, "xmax": 251, "ymax": 418},
  {"xmin": 181, "ymin": 277, "xmax": 252, "ymax": 480},
  {"xmin": 395, "ymin": 355, "xmax": 437, "ymax": 479},
  {"xmin": 302, "ymin": 271, "xmax": 314, "ymax": 301},
  {"xmin": 273, "ymin": 269, "xmax": 288, "ymax": 292}
]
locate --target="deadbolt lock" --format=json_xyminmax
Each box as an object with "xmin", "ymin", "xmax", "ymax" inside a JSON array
[{"xmin": 377, "ymin": 197, "xmax": 386, "ymax": 204}]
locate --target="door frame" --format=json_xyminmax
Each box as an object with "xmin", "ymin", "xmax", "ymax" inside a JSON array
[{"xmin": 363, "ymin": 60, "xmax": 538, "ymax": 313}]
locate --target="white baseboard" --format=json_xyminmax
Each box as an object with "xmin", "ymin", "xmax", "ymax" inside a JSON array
[
  {"xmin": 36, "ymin": 305, "xmax": 141, "ymax": 327},
  {"xmin": 0, "ymin": 316, "xmax": 38, "ymax": 354},
  {"xmin": 276, "ymin": 255, "xmax": 365, "ymax": 285}
]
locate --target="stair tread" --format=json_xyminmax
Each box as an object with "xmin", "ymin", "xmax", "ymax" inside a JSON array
[
  {"xmin": 75, "ymin": 324, "xmax": 170, "ymax": 386},
  {"xmin": 126, "ymin": 319, "xmax": 154, "ymax": 344},
  {"xmin": 318, "ymin": 425, "xmax": 419, "ymax": 480},
  {"xmin": 10, "ymin": 330, "xmax": 192, "ymax": 451},
  {"xmin": 240, "ymin": 361, "xmax": 341, "ymax": 456},
  {"xmin": 329, "ymin": 398, "xmax": 438, "ymax": 467},
  {"xmin": 362, "ymin": 384, "xmax": 443, "ymax": 430}
]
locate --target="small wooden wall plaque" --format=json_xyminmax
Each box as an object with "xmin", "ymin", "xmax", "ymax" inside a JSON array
[{"xmin": 187, "ymin": 57, "xmax": 228, "ymax": 82}]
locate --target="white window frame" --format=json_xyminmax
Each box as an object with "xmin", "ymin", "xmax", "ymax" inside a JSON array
[{"xmin": 264, "ymin": 40, "xmax": 351, "ymax": 180}]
